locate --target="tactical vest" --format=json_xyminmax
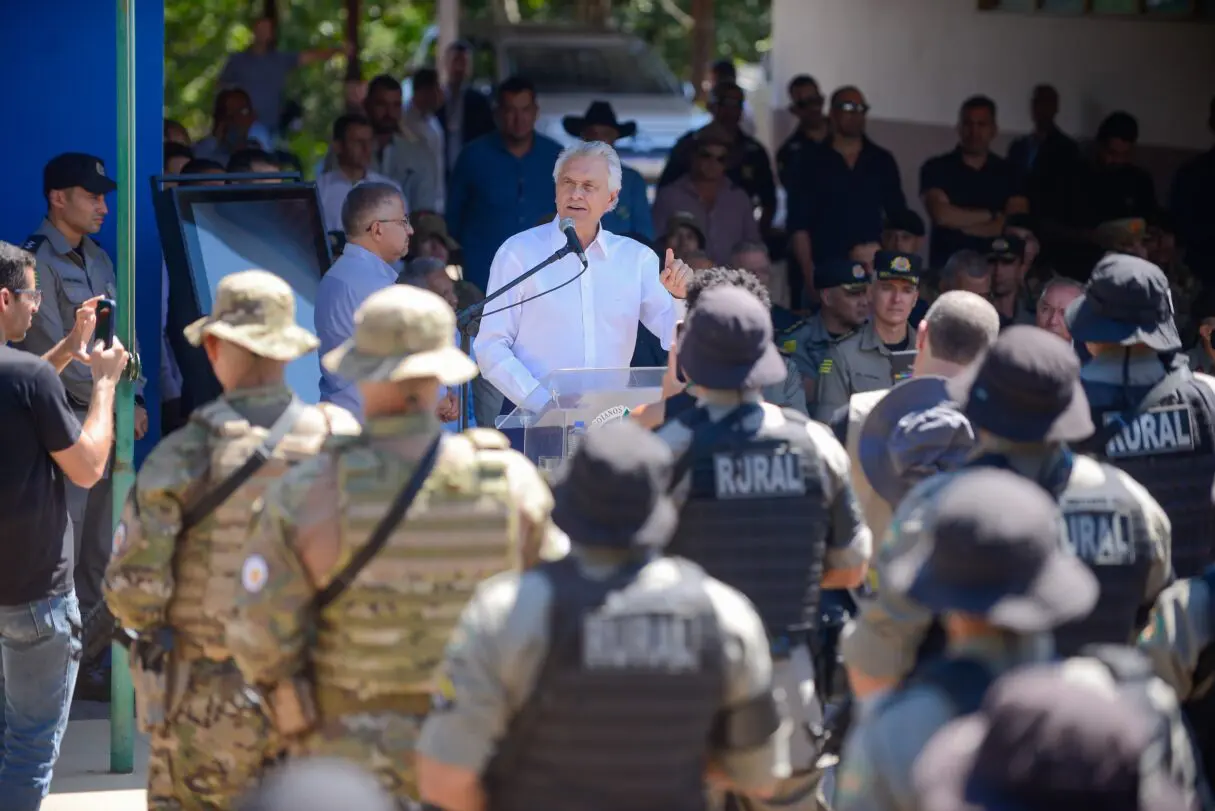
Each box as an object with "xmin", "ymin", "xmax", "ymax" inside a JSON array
[
  {"xmin": 165, "ymin": 398, "xmax": 337, "ymax": 658},
  {"xmin": 845, "ymin": 388, "xmax": 892, "ymax": 543},
  {"xmin": 666, "ymin": 404, "xmax": 830, "ymax": 642},
  {"xmin": 488, "ymin": 556, "xmax": 726, "ymax": 811},
  {"xmin": 1081, "ymin": 366, "xmax": 1215, "ymax": 579},
  {"xmin": 312, "ymin": 429, "xmax": 515, "ymax": 715},
  {"xmin": 1183, "ymin": 568, "xmax": 1215, "ymax": 785}
]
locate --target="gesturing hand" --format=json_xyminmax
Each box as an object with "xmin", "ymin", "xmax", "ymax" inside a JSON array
[{"xmin": 660, "ymin": 249, "xmax": 693, "ymax": 300}]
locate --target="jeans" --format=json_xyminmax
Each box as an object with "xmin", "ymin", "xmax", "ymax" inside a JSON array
[
  {"xmin": 65, "ymin": 430, "xmax": 113, "ymax": 616},
  {"xmin": 0, "ymin": 591, "xmax": 81, "ymax": 810}
]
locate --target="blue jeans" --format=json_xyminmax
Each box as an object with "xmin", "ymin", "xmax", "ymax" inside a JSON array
[{"xmin": 0, "ymin": 591, "xmax": 81, "ymax": 810}]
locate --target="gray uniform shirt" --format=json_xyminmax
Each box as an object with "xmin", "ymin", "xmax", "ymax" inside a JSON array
[
  {"xmin": 814, "ymin": 320, "xmax": 913, "ymax": 422},
  {"xmin": 17, "ymin": 219, "xmax": 128, "ymax": 406},
  {"xmin": 841, "ymin": 450, "xmax": 1173, "ymax": 685},
  {"xmin": 780, "ymin": 314, "xmax": 844, "ymax": 386},
  {"xmin": 416, "ymin": 551, "xmax": 791, "ymax": 793},
  {"xmin": 655, "ymin": 389, "xmax": 872, "ymax": 573}
]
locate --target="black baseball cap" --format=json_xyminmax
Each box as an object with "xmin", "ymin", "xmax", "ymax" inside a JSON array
[
  {"xmin": 43, "ymin": 152, "xmax": 118, "ymax": 197},
  {"xmin": 884, "ymin": 209, "xmax": 926, "ymax": 238},
  {"xmin": 1064, "ymin": 254, "xmax": 1182, "ymax": 352},
  {"xmin": 814, "ymin": 258, "xmax": 870, "ymax": 292},
  {"xmin": 947, "ymin": 325, "xmax": 1094, "ymax": 443},
  {"xmin": 986, "ymin": 235, "xmax": 1025, "ymax": 262},
  {"xmin": 873, "ymin": 251, "xmax": 922, "ymax": 285}
]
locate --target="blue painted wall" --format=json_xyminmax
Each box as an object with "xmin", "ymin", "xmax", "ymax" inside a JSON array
[{"xmin": 0, "ymin": 1, "xmax": 165, "ymax": 463}]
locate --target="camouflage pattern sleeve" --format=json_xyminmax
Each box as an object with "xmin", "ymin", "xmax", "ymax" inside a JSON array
[
  {"xmin": 228, "ymin": 456, "xmax": 327, "ymax": 688},
  {"xmin": 1137, "ymin": 576, "xmax": 1212, "ymax": 700},
  {"xmin": 104, "ymin": 425, "xmax": 210, "ymax": 632}
]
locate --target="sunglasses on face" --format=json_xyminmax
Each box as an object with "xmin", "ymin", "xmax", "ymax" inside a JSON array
[
  {"xmin": 698, "ymin": 150, "xmax": 728, "ymax": 163},
  {"xmin": 834, "ymin": 101, "xmax": 870, "ymax": 115}
]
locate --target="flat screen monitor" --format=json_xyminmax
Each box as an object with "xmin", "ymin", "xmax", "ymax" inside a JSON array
[{"xmin": 164, "ymin": 183, "xmax": 331, "ymax": 407}]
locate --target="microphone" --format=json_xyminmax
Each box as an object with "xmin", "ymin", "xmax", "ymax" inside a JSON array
[{"xmin": 559, "ymin": 217, "xmax": 588, "ymax": 267}]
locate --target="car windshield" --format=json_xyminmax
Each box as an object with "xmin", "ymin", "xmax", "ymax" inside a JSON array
[{"xmin": 501, "ymin": 40, "xmax": 681, "ymax": 95}]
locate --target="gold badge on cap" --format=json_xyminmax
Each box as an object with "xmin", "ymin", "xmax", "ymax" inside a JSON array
[
  {"xmin": 96, "ymin": 162, "xmax": 106, "ymax": 176},
  {"xmin": 993, "ymin": 238, "xmax": 1009, "ymax": 252},
  {"xmin": 851, "ymin": 263, "xmax": 867, "ymax": 279},
  {"xmin": 891, "ymin": 256, "xmax": 912, "ymax": 272}
]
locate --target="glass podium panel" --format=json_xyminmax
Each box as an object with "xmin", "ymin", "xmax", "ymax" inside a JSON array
[{"xmin": 496, "ymin": 367, "xmax": 666, "ymax": 472}]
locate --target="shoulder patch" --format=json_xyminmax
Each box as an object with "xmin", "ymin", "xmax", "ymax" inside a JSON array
[
  {"xmin": 819, "ymin": 358, "xmax": 833, "ymax": 375},
  {"xmin": 781, "ymin": 339, "xmax": 797, "ymax": 354},
  {"xmin": 241, "ymin": 554, "xmax": 270, "ymax": 593},
  {"xmin": 21, "ymin": 234, "xmax": 47, "ymax": 254},
  {"xmin": 464, "ymin": 427, "xmax": 510, "ymax": 451}
]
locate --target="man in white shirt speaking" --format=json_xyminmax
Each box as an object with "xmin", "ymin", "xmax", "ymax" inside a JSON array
[{"xmin": 474, "ymin": 141, "xmax": 692, "ymax": 416}]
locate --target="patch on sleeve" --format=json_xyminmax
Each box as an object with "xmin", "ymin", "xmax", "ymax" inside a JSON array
[
  {"xmin": 430, "ymin": 671, "xmax": 457, "ymax": 712},
  {"xmin": 241, "ymin": 554, "xmax": 270, "ymax": 593},
  {"xmin": 782, "ymin": 339, "xmax": 797, "ymax": 354},
  {"xmin": 112, "ymin": 522, "xmax": 127, "ymax": 554},
  {"xmin": 819, "ymin": 358, "xmax": 833, "ymax": 375}
]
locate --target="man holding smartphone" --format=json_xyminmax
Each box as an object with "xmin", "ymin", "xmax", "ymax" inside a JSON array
[
  {"xmin": 0, "ymin": 241, "xmax": 128, "ymax": 809},
  {"xmin": 16, "ymin": 153, "xmax": 147, "ymax": 700}
]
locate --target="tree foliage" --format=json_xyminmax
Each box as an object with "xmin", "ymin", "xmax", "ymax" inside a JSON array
[{"xmin": 164, "ymin": 0, "xmax": 771, "ymax": 175}]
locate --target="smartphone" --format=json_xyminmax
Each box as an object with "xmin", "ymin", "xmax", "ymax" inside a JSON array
[
  {"xmin": 890, "ymin": 349, "xmax": 917, "ymax": 383},
  {"xmin": 95, "ymin": 298, "xmax": 116, "ymax": 349}
]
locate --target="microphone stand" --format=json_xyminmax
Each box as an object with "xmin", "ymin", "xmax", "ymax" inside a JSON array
[{"xmin": 455, "ymin": 245, "xmax": 586, "ymax": 431}]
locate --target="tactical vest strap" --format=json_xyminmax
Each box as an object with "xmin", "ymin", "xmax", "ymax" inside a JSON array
[
  {"xmin": 709, "ymin": 690, "xmax": 782, "ymax": 751},
  {"xmin": 904, "ymin": 657, "xmax": 993, "ymax": 717},
  {"xmin": 180, "ymin": 397, "xmax": 306, "ymax": 532},
  {"xmin": 669, "ymin": 404, "xmax": 764, "ymax": 493}
]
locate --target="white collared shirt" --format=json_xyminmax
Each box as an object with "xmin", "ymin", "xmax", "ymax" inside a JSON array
[
  {"xmin": 315, "ymin": 169, "xmax": 403, "ymax": 234},
  {"xmin": 473, "ymin": 217, "xmax": 683, "ymax": 408}
]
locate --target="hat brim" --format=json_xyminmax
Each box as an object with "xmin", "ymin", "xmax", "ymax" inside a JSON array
[
  {"xmin": 561, "ymin": 117, "xmax": 637, "ymax": 140},
  {"xmin": 1064, "ymin": 294, "xmax": 1182, "ymax": 352},
  {"xmin": 78, "ymin": 175, "xmax": 118, "ymax": 195},
  {"xmin": 946, "ymin": 363, "xmax": 1094, "ymax": 443},
  {"xmin": 859, "ymin": 377, "xmax": 953, "ymax": 503},
  {"xmin": 679, "ymin": 340, "xmax": 787, "ymax": 390},
  {"xmin": 885, "ymin": 529, "xmax": 1098, "ymax": 632},
  {"xmin": 550, "ymin": 478, "xmax": 678, "ymax": 549},
  {"xmin": 321, "ymin": 341, "xmax": 478, "ymax": 386},
  {"xmin": 183, "ymin": 317, "xmax": 320, "ymax": 362}
]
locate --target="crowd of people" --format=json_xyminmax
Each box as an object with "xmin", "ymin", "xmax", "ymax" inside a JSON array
[{"xmin": 2, "ymin": 10, "xmax": 1215, "ymax": 810}]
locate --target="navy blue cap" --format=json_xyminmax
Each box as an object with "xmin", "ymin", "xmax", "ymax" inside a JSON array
[
  {"xmin": 814, "ymin": 258, "xmax": 870, "ymax": 291},
  {"xmin": 873, "ymin": 251, "xmax": 922, "ymax": 284},
  {"xmin": 884, "ymin": 209, "xmax": 926, "ymax": 238},
  {"xmin": 986, "ymin": 235, "xmax": 1026, "ymax": 261},
  {"xmin": 44, "ymin": 152, "xmax": 117, "ymax": 197}
]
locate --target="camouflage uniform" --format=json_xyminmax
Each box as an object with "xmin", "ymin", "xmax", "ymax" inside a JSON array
[
  {"xmin": 104, "ymin": 270, "xmax": 361, "ymax": 811},
  {"xmin": 228, "ymin": 285, "xmax": 562, "ymax": 806}
]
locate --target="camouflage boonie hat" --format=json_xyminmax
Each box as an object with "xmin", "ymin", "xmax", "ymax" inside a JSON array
[
  {"xmin": 322, "ymin": 285, "xmax": 478, "ymax": 385},
  {"xmin": 183, "ymin": 269, "xmax": 319, "ymax": 361}
]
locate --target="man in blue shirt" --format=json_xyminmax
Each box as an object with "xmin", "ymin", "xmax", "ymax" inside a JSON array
[
  {"xmin": 562, "ymin": 101, "xmax": 653, "ymax": 241},
  {"xmin": 446, "ymin": 76, "xmax": 562, "ymax": 293},
  {"xmin": 315, "ymin": 182, "xmax": 413, "ymax": 420}
]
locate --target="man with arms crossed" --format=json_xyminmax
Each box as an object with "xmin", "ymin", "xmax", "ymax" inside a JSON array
[{"xmin": 474, "ymin": 141, "xmax": 692, "ymax": 417}]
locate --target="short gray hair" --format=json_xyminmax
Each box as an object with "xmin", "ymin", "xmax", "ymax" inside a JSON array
[
  {"xmin": 730, "ymin": 241, "xmax": 769, "ymax": 261},
  {"xmin": 939, "ymin": 249, "xmax": 990, "ymax": 291},
  {"xmin": 553, "ymin": 141, "xmax": 623, "ymax": 212},
  {"xmin": 1039, "ymin": 275, "xmax": 1084, "ymax": 302},
  {"xmin": 341, "ymin": 182, "xmax": 404, "ymax": 235},
  {"xmin": 398, "ymin": 256, "xmax": 446, "ymax": 287},
  {"xmin": 923, "ymin": 290, "xmax": 1000, "ymax": 365}
]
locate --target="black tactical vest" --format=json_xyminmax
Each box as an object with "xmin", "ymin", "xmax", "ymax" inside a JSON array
[
  {"xmin": 1183, "ymin": 568, "xmax": 1215, "ymax": 785},
  {"xmin": 1080, "ymin": 362, "xmax": 1215, "ymax": 579},
  {"xmin": 487, "ymin": 556, "xmax": 728, "ymax": 811},
  {"xmin": 665, "ymin": 404, "xmax": 830, "ymax": 643}
]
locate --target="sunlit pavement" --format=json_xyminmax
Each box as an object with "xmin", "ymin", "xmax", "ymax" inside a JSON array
[{"xmin": 44, "ymin": 702, "xmax": 148, "ymax": 811}]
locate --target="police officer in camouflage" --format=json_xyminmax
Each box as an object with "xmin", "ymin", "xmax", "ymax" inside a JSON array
[
  {"xmin": 416, "ymin": 420, "xmax": 789, "ymax": 811},
  {"xmin": 228, "ymin": 285, "xmax": 563, "ymax": 806},
  {"xmin": 656, "ymin": 285, "xmax": 871, "ymax": 810},
  {"xmin": 1066, "ymin": 253, "xmax": 1215, "ymax": 579},
  {"xmin": 843, "ymin": 326, "xmax": 1173, "ymax": 702},
  {"xmin": 103, "ymin": 270, "xmax": 361, "ymax": 810},
  {"xmin": 835, "ymin": 469, "xmax": 1100, "ymax": 811}
]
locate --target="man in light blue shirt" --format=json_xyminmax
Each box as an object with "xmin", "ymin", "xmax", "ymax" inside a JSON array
[{"xmin": 316, "ymin": 182, "xmax": 413, "ymax": 419}]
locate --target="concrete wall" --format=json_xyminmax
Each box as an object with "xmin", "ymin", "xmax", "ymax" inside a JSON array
[
  {"xmin": 769, "ymin": 0, "xmax": 1215, "ymax": 212},
  {"xmin": 0, "ymin": 1, "xmax": 166, "ymax": 459}
]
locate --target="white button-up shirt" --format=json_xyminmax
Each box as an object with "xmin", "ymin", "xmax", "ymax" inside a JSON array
[
  {"xmin": 315, "ymin": 169, "xmax": 403, "ymax": 234},
  {"xmin": 474, "ymin": 218, "xmax": 683, "ymax": 409}
]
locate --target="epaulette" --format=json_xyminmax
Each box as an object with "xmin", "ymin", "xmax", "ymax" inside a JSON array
[
  {"xmin": 777, "ymin": 318, "xmax": 807, "ymax": 337},
  {"xmin": 21, "ymin": 234, "xmax": 47, "ymax": 253}
]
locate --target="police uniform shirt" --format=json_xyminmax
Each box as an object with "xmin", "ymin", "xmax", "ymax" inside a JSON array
[
  {"xmin": 1138, "ymin": 574, "xmax": 1214, "ymax": 701},
  {"xmin": 779, "ymin": 314, "xmax": 845, "ymax": 386},
  {"xmin": 841, "ymin": 451, "xmax": 1172, "ymax": 686},
  {"xmin": 655, "ymin": 389, "xmax": 872, "ymax": 574},
  {"xmin": 814, "ymin": 320, "xmax": 914, "ymax": 423},
  {"xmin": 835, "ymin": 633, "xmax": 1054, "ymax": 811},
  {"xmin": 17, "ymin": 218, "xmax": 120, "ymax": 406},
  {"xmin": 766, "ymin": 355, "xmax": 810, "ymax": 416},
  {"xmin": 415, "ymin": 552, "xmax": 790, "ymax": 793}
]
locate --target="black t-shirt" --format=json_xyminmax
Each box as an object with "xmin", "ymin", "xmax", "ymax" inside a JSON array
[
  {"xmin": 920, "ymin": 147, "xmax": 1024, "ymax": 267},
  {"xmin": 0, "ymin": 347, "xmax": 82, "ymax": 606},
  {"xmin": 885, "ymin": 337, "xmax": 911, "ymax": 352}
]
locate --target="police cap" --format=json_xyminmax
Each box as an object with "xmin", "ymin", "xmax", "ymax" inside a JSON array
[
  {"xmin": 986, "ymin": 235, "xmax": 1025, "ymax": 263},
  {"xmin": 814, "ymin": 258, "xmax": 870, "ymax": 292},
  {"xmin": 44, "ymin": 152, "xmax": 117, "ymax": 197},
  {"xmin": 884, "ymin": 208, "xmax": 926, "ymax": 238},
  {"xmin": 873, "ymin": 251, "xmax": 921, "ymax": 285}
]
